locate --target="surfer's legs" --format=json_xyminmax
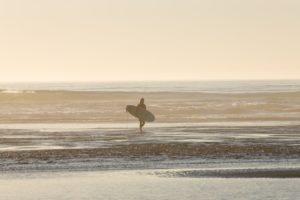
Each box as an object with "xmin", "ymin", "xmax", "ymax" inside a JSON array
[{"xmin": 139, "ymin": 120, "xmax": 145, "ymax": 133}]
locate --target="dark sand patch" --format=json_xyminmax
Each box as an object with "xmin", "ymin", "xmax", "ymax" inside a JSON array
[
  {"xmin": 158, "ymin": 168, "xmax": 300, "ymax": 178},
  {"xmin": 1, "ymin": 143, "xmax": 299, "ymax": 161}
]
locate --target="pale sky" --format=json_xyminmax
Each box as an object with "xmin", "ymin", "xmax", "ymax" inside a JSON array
[{"xmin": 0, "ymin": 0, "xmax": 299, "ymax": 82}]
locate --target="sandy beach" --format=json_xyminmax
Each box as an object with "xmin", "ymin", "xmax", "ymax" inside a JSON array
[
  {"xmin": 1, "ymin": 169, "xmax": 300, "ymax": 200},
  {"xmin": 0, "ymin": 83, "xmax": 299, "ymax": 199}
]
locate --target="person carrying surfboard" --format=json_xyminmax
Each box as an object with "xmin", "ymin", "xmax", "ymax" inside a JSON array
[
  {"xmin": 126, "ymin": 98, "xmax": 155, "ymax": 133},
  {"xmin": 137, "ymin": 98, "xmax": 146, "ymax": 133}
]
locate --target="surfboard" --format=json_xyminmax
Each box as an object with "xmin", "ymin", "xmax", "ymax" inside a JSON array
[{"xmin": 126, "ymin": 105, "xmax": 155, "ymax": 122}]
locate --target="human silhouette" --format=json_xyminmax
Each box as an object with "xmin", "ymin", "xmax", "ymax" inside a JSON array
[{"xmin": 137, "ymin": 98, "xmax": 146, "ymax": 133}]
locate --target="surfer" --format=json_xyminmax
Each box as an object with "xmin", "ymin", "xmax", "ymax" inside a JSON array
[
  {"xmin": 126, "ymin": 98, "xmax": 154, "ymax": 133},
  {"xmin": 137, "ymin": 98, "xmax": 146, "ymax": 133}
]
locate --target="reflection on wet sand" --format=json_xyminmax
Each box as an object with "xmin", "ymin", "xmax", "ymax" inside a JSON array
[{"xmin": 0, "ymin": 124, "xmax": 299, "ymax": 171}]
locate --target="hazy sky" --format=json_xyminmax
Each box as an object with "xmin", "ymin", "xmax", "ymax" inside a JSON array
[{"xmin": 0, "ymin": 0, "xmax": 299, "ymax": 82}]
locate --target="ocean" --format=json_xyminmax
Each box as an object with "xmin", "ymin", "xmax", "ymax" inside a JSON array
[
  {"xmin": 0, "ymin": 80, "xmax": 300, "ymax": 124},
  {"xmin": 0, "ymin": 80, "xmax": 300, "ymax": 199},
  {"xmin": 1, "ymin": 80, "xmax": 300, "ymax": 92}
]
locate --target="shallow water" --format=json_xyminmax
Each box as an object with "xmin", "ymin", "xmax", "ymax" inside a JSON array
[
  {"xmin": 0, "ymin": 122, "xmax": 299, "ymax": 172},
  {"xmin": 0, "ymin": 123, "xmax": 299, "ymax": 151},
  {"xmin": 0, "ymin": 90, "xmax": 300, "ymax": 123}
]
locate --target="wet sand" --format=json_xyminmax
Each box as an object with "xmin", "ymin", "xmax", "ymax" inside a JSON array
[
  {"xmin": 0, "ymin": 170, "xmax": 300, "ymax": 200},
  {"xmin": 0, "ymin": 144, "xmax": 299, "ymax": 172},
  {"xmin": 157, "ymin": 168, "xmax": 300, "ymax": 178},
  {"xmin": 0, "ymin": 90, "xmax": 299, "ymax": 199},
  {"xmin": 0, "ymin": 123, "xmax": 299, "ymax": 172},
  {"xmin": 1, "ymin": 143, "xmax": 299, "ymax": 162}
]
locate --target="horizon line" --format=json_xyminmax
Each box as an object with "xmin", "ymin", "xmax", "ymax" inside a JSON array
[{"xmin": 0, "ymin": 79, "xmax": 300, "ymax": 83}]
